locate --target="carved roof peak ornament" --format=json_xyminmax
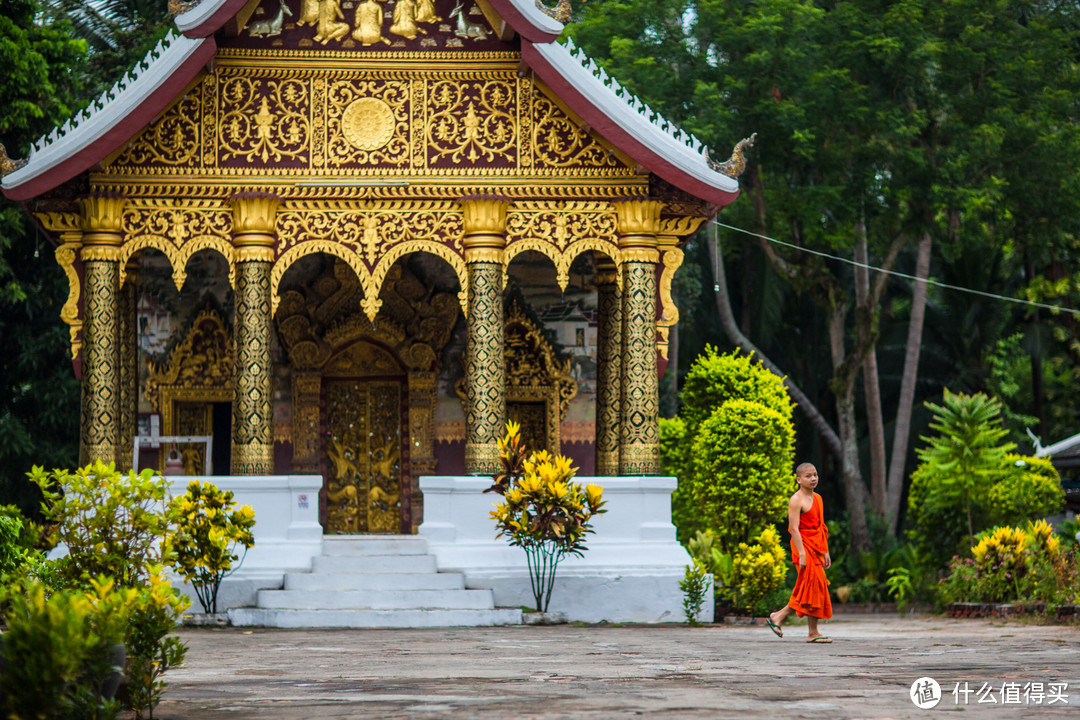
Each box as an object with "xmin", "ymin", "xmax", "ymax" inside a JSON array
[
  {"xmin": 0, "ymin": 143, "xmax": 27, "ymax": 178},
  {"xmin": 708, "ymin": 133, "xmax": 757, "ymax": 178},
  {"xmin": 168, "ymin": 0, "xmax": 203, "ymax": 15},
  {"xmin": 535, "ymin": 0, "xmax": 572, "ymax": 23}
]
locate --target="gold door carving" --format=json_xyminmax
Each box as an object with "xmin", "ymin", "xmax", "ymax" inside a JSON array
[
  {"xmin": 175, "ymin": 402, "xmax": 213, "ymax": 475},
  {"xmin": 325, "ymin": 379, "xmax": 404, "ymax": 534},
  {"xmin": 146, "ymin": 305, "xmax": 235, "ymax": 473}
]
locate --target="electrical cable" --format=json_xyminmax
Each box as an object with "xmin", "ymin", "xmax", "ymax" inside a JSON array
[{"xmin": 711, "ymin": 220, "xmax": 1080, "ymax": 317}]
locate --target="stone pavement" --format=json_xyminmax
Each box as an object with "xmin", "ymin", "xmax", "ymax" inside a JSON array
[{"xmin": 156, "ymin": 615, "xmax": 1080, "ymax": 719}]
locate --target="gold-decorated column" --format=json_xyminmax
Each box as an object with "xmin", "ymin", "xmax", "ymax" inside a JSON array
[
  {"xmin": 117, "ymin": 262, "xmax": 139, "ymax": 470},
  {"xmin": 78, "ymin": 194, "xmax": 127, "ymax": 466},
  {"xmin": 594, "ymin": 254, "xmax": 622, "ymax": 476},
  {"xmin": 230, "ymin": 193, "xmax": 279, "ymax": 475},
  {"xmin": 462, "ymin": 197, "xmax": 508, "ymax": 475},
  {"xmin": 616, "ymin": 199, "xmax": 664, "ymax": 476}
]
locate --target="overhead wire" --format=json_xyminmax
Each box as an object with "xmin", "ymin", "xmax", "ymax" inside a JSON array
[{"xmin": 710, "ymin": 220, "xmax": 1080, "ymax": 317}]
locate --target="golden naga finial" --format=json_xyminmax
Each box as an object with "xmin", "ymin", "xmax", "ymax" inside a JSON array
[
  {"xmin": 169, "ymin": 0, "xmax": 203, "ymax": 15},
  {"xmin": 708, "ymin": 132, "xmax": 757, "ymax": 178},
  {"xmin": 536, "ymin": 0, "xmax": 575, "ymax": 23},
  {"xmin": 0, "ymin": 142, "xmax": 27, "ymax": 178}
]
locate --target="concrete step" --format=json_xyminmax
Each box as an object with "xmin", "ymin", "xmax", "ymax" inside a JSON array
[
  {"xmin": 311, "ymin": 553, "xmax": 437, "ymax": 574},
  {"xmin": 321, "ymin": 536, "xmax": 430, "ymax": 556},
  {"xmin": 255, "ymin": 589, "xmax": 496, "ymax": 610},
  {"xmin": 228, "ymin": 607, "xmax": 524, "ymax": 629},
  {"xmin": 284, "ymin": 572, "xmax": 465, "ymax": 592}
]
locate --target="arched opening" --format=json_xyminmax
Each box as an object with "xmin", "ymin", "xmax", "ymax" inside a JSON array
[{"xmin": 275, "ymin": 251, "xmax": 462, "ymax": 532}]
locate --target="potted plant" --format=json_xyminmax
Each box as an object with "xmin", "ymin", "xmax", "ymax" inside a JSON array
[{"xmin": 486, "ymin": 422, "xmax": 606, "ymax": 620}]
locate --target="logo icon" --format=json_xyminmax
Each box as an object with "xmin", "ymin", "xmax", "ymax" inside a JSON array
[{"xmin": 911, "ymin": 677, "xmax": 942, "ymax": 709}]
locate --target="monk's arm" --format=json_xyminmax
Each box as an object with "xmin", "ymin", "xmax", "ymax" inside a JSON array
[{"xmin": 788, "ymin": 496, "xmax": 806, "ymax": 567}]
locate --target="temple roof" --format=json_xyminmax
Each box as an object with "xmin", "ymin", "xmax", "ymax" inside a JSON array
[{"xmin": 1, "ymin": 0, "xmax": 740, "ymax": 207}]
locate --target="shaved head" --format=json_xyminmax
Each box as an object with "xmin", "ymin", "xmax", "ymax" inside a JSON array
[{"xmin": 795, "ymin": 462, "xmax": 816, "ymax": 477}]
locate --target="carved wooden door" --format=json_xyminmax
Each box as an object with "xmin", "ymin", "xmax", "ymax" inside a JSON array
[{"xmin": 323, "ymin": 379, "xmax": 406, "ymax": 534}]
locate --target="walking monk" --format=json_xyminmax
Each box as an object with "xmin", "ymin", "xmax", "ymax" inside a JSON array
[{"xmin": 766, "ymin": 462, "xmax": 833, "ymax": 643}]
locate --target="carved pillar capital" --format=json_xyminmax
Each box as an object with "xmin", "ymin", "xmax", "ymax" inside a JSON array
[
  {"xmin": 230, "ymin": 192, "xmax": 280, "ymax": 262},
  {"xmin": 79, "ymin": 194, "xmax": 128, "ymax": 261},
  {"xmin": 461, "ymin": 196, "xmax": 509, "ymax": 263}
]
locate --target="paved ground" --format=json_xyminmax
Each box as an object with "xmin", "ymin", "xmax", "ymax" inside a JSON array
[{"xmin": 156, "ymin": 615, "xmax": 1080, "ymax": 719}]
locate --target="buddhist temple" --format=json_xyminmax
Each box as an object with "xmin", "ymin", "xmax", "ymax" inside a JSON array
[{"xmin": 1, "ymin": 0, "xmax": 746, "ymax": 624}]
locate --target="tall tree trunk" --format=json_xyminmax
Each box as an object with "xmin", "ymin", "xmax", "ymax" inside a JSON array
[
  {"xmin": 885, "ymin": 231, "xmax": 932, "ymax": 535},
  {"xmin": 707, "ymin": 223, "xmax": 844, "ymax": 462},
  {"xmin": 854, "ymin": 221, "xmax": 888, "ymax": 517},
  {"xmin": 827, "ymin": 293, "xmax": 871, "ymax": 555}
]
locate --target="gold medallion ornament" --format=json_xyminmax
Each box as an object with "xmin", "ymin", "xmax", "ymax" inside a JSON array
[{"xmin": 341, "ymin": 97, "xmax": 397, "ymax": 151}]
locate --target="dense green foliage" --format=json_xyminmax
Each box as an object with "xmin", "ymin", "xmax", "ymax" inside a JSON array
[
  {"xmin": 0, "ymin": 0, "xmax": 88, "ymax": 517},
  {"xmin": 907, "ymin": 393, "xmax": 1065, "ymax": 566},
  {"xmin": 573, "ymin": 0, "xmax": 1080, "ymax": 557},
  {"xmin": 4, "ymin": 462, "xmax": 189, "ymax": 718},
  {"xmin": 940, "ymin": 521, "xmax": 1079, "ymax": 605},
  {"xmin": 666, "ymin": 348, "xmax": 794, "ymax": 550},
  {"xmin": 0, "ymin": 581, "xmax": 129, "ymax": 720}
]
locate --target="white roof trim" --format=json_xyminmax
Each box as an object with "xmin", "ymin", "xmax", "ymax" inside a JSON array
[
  {"xmin": 1030, "ymin": 428, "xmax": 1080, "ymax": 458},
  {"xmin": 174, "ymin": 0, "xmax": 232, "ymax": 34},
  {"xmin": 506, "ymin": 0, "xmax": 565, "ymax": 37},
  {"xmin": 534, "ymin": 39, "xmax": 740, "ymax": 196},
  {"xmin": 2, "ymin": 32, "xmax": 208, "ymax": 192}
]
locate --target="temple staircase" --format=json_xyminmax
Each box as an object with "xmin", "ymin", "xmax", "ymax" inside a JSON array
[{"xmin": 227, "ymin": 535, "xmax": 523, "ymax": 628}]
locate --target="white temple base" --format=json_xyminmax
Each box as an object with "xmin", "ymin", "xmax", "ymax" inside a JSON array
[{"xmin": 419, "ymin": 475, "xmax": 708, "ymax": 623}]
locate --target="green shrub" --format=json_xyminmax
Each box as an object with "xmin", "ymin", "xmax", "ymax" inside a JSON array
[
  {"xmin": 668, "ymin": 349, "xmax": 794, "ymax": 549},
  {"xmin": 679, "ymin": 561, "xmax": 711, "ymax": 626},
  {"xmin": 987, "ymin": 455, "xmax": 1065, "ymax": 527},
  {"xmin": 488, "ymin": 423, "xmax": 606, "ymax": 612},
  {"xmin": 730, "ymin": 526, "xmax": 789, "ymax": 616},
  {"xmin": 939, "ymin": 520, "xmax": 1078, "ymax": 605},
  {"xmin": 686, "ymin": 400, "xmax": 792, "ymax": 554},
  {"xmin": 0, "ymin": 579, "xmax": 132, "ymax": 720},
  {"xmin": 30, "ymin": 461, "xmax": 175, "ymax": 588},
  {"xmin": 169, "ymin": 480, "xmax": 256, "ymax": 614},
  {"xmin": 23, "ymin": 462, "xmax": 188, "ymax": 719},
  {"xmin": 0, "ymin": 504, "xmax": 39, "ymax": 580},
  {"xmin": 908, "ymin": 394, "xmax": 1066, "ymax": 568},
  {"xmin": 915, "ymin": 390, "xmax": 1014, "ymax": 548},
  {"xmin": 678, "ymin": 346, "xmax": 793, "ymax": 433},
  {"xmin": 122, "ymin": 573, "xmax": 189, "ymax": 719}
]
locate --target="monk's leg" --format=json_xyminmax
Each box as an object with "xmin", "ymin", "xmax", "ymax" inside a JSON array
[
  {"xmin": 806, "ymin": 617, "xmax": 831, "ymax": 642},
  {"xmin": 770, "ymin": 605, "xmax": 794, "ymax": 626}
]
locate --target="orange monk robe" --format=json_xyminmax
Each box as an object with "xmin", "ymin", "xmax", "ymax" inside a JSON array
[{"xmin": 788, "ymin": 491, "xmax": 832, "ymax": 619}]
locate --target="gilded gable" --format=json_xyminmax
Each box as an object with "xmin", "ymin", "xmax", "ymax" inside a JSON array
[{"xmin": 106, "ymin": 59, "xmax": 632, "ymax": 181}]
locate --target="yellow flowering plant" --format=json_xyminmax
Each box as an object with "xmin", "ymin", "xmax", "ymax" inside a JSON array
[
  {"xmin": 731, "ymin": 526, "xmax": 788, "ymax": 615},
  {"xmin": 168, "ymin": 480, "xmax": 256, "ymax": 614},
  {"xmin": 487, "ymin": 422, "xmax": 606, "ymax": 612}
]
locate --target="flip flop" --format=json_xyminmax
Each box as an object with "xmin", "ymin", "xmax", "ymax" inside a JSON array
[
  {"xmin": 765, "ymin": 618, "xmax": 783, "ymax": 638},
  {"xmin": 807, "ymin": 636, "xmax": 832, "ymax": 644}
]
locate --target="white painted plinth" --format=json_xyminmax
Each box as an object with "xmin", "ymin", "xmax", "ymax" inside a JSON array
[
  {"xmin": 418, "ymin": 475, "xmax": 708, "ymax": 623},
  {"xmin": 164, "ymin": 475, "xmax": 323, "ymax": 610}
]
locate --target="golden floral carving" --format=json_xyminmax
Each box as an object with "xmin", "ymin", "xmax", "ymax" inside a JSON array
[
  {"xmin": 341, "ymin": 97, "xmax": 396, "ymax": 151},
  {"xmin": 428, "ymin": 79, "xmax": 516, "ymax": 164},
  {"xmin": 327, "ymin": 79, "xmax": 410, "ymax": 166},
  {"xmin": 219, "ymin": 76, "xmax": 310, "ymax": 163},
  {"xmin": 112, "ymin": 92, "xmax": 200, "ymax": 167}
]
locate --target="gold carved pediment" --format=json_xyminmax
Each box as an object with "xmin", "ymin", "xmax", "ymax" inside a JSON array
[
  {"xmin": 145, "ymin": 304, "xmax": 234, "ymax": 412},
  {"xmin": 102, "ymin": 58, "xmax": 634, "ymax": 180}
]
